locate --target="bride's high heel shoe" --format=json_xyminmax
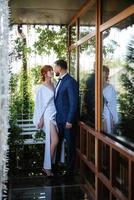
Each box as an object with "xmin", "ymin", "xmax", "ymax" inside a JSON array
[{"xmin": 42, "ymin": 168, "xmax": 54, "ymax": 177}]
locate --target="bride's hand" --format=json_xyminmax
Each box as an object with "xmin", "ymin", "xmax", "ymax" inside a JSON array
[{"xmin": 38, "ymin": 117, "xmax": 44, "ymax": 129}]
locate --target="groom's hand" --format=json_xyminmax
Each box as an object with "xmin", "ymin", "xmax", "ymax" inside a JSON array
[{"xmin": 65, "ymin": 122, "xmax": 72, "ymax": 129}]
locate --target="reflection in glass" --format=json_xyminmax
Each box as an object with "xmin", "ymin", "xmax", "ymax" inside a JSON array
[
  {"xmin": 102, "ymin": 15, "xmax": 134, "ymax": 143},
  {"xmin": 79, "ymin": 1, "xmax": 96, "ymax": 39},
  {"xmin": 70, "ymin": 23, "xmax": 77, "ymax": 44},
  {"xmin": 102, "ymin": 0, "xmax": 133, "ymax": 23},
  {"xmin": 79, "ymin": 37, "xmax": 96, "ymax": 127},
  {"xmin": 102, "ymin": 65, "xmax": 119, "ymax": 134},
  {"xmin": 70, "ymin": 48, "xmax": 77, "ymax": 80}
]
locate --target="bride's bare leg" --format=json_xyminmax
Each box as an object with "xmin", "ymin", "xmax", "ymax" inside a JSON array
[
  {"xmin": 50, "ymin": 123, "xmax": 59, "ymax": 161},
  {"xmin": 42, "ymin": 123, "xmax": 58, "ymax": 176}
]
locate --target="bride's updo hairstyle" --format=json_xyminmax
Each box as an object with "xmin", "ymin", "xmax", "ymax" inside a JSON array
[
  {"xmin": 103, "ymin": 65, "xmax": 109, "ymax": 74},
  {"xmin": 41, "ymin": 65, "xmax": 53, "ymax": 81},
  {"xmin": 103, "ymin": 65, "xmax": 109, "ymax": 81}
]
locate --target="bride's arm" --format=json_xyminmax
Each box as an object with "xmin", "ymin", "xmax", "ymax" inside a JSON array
[
  {"xmin": 33, "ymin": 85, "xmax": 45, "ymax": 128},
  {"xmin": 38, "ymin": 115, "xmax": 44, "ymax": 129}
]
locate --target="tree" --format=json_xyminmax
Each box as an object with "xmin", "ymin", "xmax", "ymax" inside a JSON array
[
  {"xmin": 118, "ymin": 37, "xmax": 134, "ymax": 139},
  {"xmin": 34, "ymin": 26, "xmax": 67, "ymax": 59},
  {"xmin": 11, "ymin": 25, "xmax": 34, "ymax": 118}
]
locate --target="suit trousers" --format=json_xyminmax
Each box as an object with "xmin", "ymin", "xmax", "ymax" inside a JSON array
[{"xmin": 56, "ymin": 122, "xmax": 77, "ymax": 172}]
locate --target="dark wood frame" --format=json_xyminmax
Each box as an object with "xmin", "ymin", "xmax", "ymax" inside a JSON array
[
  {"xmin": 78, "ymin": 122, "xmax": 134, "ymax": 200},
  {"xmin": 68, "ymin": 1, "xmax": 134, "ymax": 199}
]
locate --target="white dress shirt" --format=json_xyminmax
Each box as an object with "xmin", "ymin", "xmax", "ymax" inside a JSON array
[{"xmin": 55, "ymin": 72, "xmax": 68, "ymax": 97}]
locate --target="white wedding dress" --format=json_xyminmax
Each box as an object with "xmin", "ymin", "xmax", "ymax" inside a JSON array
[
  {"xmin": 103, "ymin": 84, "xmax": 118, "ymax": 134},
  {"xmin": 33, "ymin": 84, "xmax": 64, "ymax": 170}
]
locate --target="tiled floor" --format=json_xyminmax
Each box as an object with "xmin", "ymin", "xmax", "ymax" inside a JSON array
[
  {"xmin": 9, "ymin": 174, "xmax": 92, "ymax": 200},
  {"xmin": 10, "ymin": 185, "xmax": 88, "ymax": 200}
]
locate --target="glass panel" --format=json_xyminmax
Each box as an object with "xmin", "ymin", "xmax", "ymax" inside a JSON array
[
  {"xmin": 102, "ymin": 15, "xmax": 134, "ymax": 146},
  {"xmin": 99, "ymin": 142, "xmax": 110, "ymax": 179},
  {"xmin": 102, "ymin": 0, "xmax": 133, "ymax": 23},
  {"xmin": 70, "ymin": 48, "xmax": 77, "ymax": 80},
  {"xmin": 112, "ymin": 150, "xmax": 128, "ymax": 197},
  {"xmin": 79, "ymin": 1, "xmax": 96, "ymax": 39},
  {"xmin": 132, "ymin": 162, "xmax": 134, "ymax": 200},
  {"xmin": 81, "ymin": 129, "xmax": 87, "ymax": 157},
  {"xmin": 79, "ymin": 37, "xmax": 96, "ymax": 128},
  {"xmin": 70, "ymin": 23, "xmax": 77, "ymax": 45},
  {"xmin": 98, "ymin": 180, "xmax": 110, "ymax": 200},
  {"xmin": 81, "ymin": 161, "xmax": 95, "ymax": 189},
  {"xmin": 112, "ymin": 196, "xmax": 120, "ymax": 200},
  {"xmin": 88, "ymin": 134, "xmax": 95, "ymax": 164}
]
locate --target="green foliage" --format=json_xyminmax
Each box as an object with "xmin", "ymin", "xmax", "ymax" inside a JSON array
[
  {"xmin": 9, "ymin": 70, "xmax": 34, "ymax": 123},
  {"xmin": 9, "ymin": 74, "xmax": 24, "ymax": 151},
  {"xmin": 103, "ymin": 39, "xmax": 119, "ymax": 61},
  {"xmin": 8, "ymin": 123, "xmax": 23, "ymax": 147},
  {"xmin": 10, "ymin": 74, "xmax": 19, "ymax": 123},
  {"xmin": 34, "ymin": 26, "xmax": 67, "ymax": 59},
  {"xmin": 18, "ymin": 70, "xmax": 34, "ymax": 116},
  {"xmin": 30, "ymin": 65, "xmax": 41, "ymax": 85},
  {"xmin": 15, "ymin": 37, "xmax": 31, "ymax": 60},
  {"xmin": 118, "ymin": 37, "xmax": 134, "ymax": 139},
  {"xmin": 12, "ymin": 27, "xmax": 34, "ymax": 118},
  {"xmin": 71, "ymin": 26, "xmax": 77, "ymax": 43},
  {"xmin": 32, "ymin": 130, "xmax": 45, "ymax": 142},
  {"xmin": 80, "ymin": 37, "xmax": 96, "ymax": 54}
]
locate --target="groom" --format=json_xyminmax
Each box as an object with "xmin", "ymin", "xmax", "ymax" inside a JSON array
[{"xmin": 54, "ymin": 59, "xmax": 79, "ymax": 175}]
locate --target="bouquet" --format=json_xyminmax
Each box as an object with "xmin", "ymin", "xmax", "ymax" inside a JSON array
[{"xmin": 32, "ymin": 129, "xmax": 45, "ymax": 142}]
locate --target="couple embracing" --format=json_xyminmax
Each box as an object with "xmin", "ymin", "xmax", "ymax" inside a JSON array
[{"xmin": 33, "ymin": 60, "xmax": 79, "ymax": 177}]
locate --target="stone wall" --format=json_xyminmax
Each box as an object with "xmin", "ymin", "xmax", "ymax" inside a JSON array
[{"xmin": 0, "ymin": 0, "xmax": 9, "ymax": 199}]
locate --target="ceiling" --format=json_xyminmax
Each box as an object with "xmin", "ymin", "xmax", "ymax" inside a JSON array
[{"xmin": 9, "ymin": 0, "xmax": 86, "ymax": 25}]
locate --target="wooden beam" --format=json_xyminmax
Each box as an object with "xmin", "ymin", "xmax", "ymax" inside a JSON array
[
  {"xmin": 68, "ymin": 0, "xmax": 96, "ymax": 27},
  {"xmin": 95, "ymin": 0, "xmax": 101, "ymax": 132},
  {"xmin": 77, "ymin": 32, "xmax": 95, "ymax": 46},
  {"xmin": 69, "ymin": 32, "xmax": 95, "ymax": 50},
  {"xmin": 100, "ymin": 4, "xmax": 134, "ymax": 32},
  {"xmin": 128, "ymin": 160, "xmax": 132, "ymax": 200},
  {"xmin": 76, "ymin": 18, "xmax": 79, "ymax": 82}
]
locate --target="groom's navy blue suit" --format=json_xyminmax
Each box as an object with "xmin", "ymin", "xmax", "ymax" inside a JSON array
[{"xmin": 54, "ymin": 73, "xmax": 79, "ymax": 172}]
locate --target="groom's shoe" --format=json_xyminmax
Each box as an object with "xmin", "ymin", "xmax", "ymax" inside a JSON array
[
  {"xmin": 52, "ymin": 164, "xmax": 59, "ymax": 174},
  {"xmin": 52, "ymin": 162, "xmax": 66, "ymax": 175}
]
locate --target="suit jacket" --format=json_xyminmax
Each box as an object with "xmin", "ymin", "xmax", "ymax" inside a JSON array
[{"xmin": 54, "ymin": 73, "xmax": 79, "ymax": 124}]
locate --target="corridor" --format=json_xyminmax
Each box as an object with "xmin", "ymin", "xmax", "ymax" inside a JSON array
[{"xmin": 0, "ymin": 0, "xmax": 133, "ymax": 199}]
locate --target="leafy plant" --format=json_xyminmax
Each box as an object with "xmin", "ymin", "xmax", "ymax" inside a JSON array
[
  {"xmin": 30, "ymin": 65, "xmax": 41, "ymax": 85},
  {"xmin": 34, "ymin": 26, "xmax": 67, "ymax": 59},
  {"xmin": 118, "ymin": 37, "xmax": 134, "ymax": 139},
  {"xmin": 32, "ymin": 130, "xmax": 45, "ymax": 142},
  {"xmin": 14, "ymin": 37, "xmax": 31, "ymax": 60}
]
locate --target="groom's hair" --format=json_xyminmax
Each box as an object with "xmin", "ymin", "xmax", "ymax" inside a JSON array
[{"xmin": 55, "ymin": 59, "xmax": 67, "ymax": 70}]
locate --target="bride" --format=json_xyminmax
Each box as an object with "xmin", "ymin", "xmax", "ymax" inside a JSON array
[
  {"xmin": 102, "ymin": 65, "xmax": 118, "ymax": 134},
  {"xmin": 33, "ymin": 65, "xmax": 59, "ymax": 176}
]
